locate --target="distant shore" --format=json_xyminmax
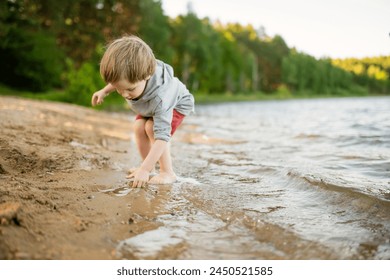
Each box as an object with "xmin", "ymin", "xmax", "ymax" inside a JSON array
[{"xmin": 1, "ymin": 83, "xmax": 384, "ymax": 109}]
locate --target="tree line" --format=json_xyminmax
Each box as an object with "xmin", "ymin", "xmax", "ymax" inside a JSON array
[{"xmin": 0, "ymin": 0, "xmax": 388, "ymax": 106}]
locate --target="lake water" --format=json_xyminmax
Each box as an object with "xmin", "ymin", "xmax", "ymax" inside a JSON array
[{"xmin": 117, "ymin": 96, "xmax": 390, "ymax": 259}]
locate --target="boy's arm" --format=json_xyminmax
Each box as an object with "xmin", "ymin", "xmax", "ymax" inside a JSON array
[
  {"xmin": 102, "ymin": 83, "xmax": 116, "ymax": 93},
  {"xmin": 91, "ymin": 83, "xmax": 116, "ymax": 106},
  {"xmin": 128, "ymin": 140, "xmax": 167, "ymax": 188},
  {"xmin": 140, "ymin": 140, "xmax": 167, "ymax": 171}
]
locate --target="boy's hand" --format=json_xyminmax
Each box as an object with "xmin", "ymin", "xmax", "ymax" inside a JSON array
[
  {"xmin": 91, "ymin": 90, "xmax": 107, "ymax": 106},
  {"xmin": 127, "ymin": 167, "xmax": 150, "ymax": 188}
]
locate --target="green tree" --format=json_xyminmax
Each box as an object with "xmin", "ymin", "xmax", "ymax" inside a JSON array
[
  {"xmin": 332, "ymin": 56, "xmax": 390, "ymax": 94},
  {"xmin": 0, "ymin": 0, "xmax": 64, "ymax": 91},
  {"xmin": 170, "ymin": 14, "xmax": 225, "ymax": 93},
  {"xmin": 137, "ymin": 0, "xmax": 173, "ymax": 62},
  {"xmin": 222, "ymin": 23, "xmax": 289, "ymax": 92},
  {"xmin": 282, "ymin": 51, "xmax": 354, "ymax": 94}
]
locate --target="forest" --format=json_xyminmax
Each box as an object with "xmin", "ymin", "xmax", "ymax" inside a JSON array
[{"xmin": 1, "ymin": 0, "xmax": 389, "ymax": 106}]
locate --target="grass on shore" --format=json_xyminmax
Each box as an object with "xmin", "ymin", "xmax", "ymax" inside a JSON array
[
  {"xmin": 192, "ymin": 87, "xmax": 373, "ymax": 104},
  {"xmin": 0, "ymin": 83, "xmax": 384, "ymax": 111}
]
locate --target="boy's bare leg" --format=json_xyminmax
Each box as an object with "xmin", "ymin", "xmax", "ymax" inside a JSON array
[
  {"xmin": 134, "ymin": 118, "xmax": 150, "ymax": 160},
  {"xmin": 144, "ymin": 119, "xmax": 177, "ymax": 184},
  {"xmin": 128, "ymin": 118, "xmax": 155, "ymax": 175},
  {"xmin": 149, "ymin": 142, "xmax": 177, "ymax": 184}
]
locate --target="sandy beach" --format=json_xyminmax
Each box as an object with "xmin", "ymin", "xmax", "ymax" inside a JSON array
[
  {"xmin": 1, "ymin": 96, "xmax": 389, "ymax": 260},
  {"xmin": 0, "ymin": 96, "xmax": 166, "ymax": 259},
  {"xmin": 0, "ymin": 96, "xmax": 244, "ymax": 260}
]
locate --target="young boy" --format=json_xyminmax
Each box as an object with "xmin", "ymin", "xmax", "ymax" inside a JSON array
[{"xmin": 91, "ymin": 35, "xmax": 194, "ymax": 188}]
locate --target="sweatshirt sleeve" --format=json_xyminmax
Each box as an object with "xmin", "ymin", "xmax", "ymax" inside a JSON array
[{"xmin": 153, "ymin": 101, "xmax": 173, "ymax": 142}]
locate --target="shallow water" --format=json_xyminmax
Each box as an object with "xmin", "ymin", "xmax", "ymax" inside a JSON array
[{"xmin": 117, "ymin": 96, "xmax": 390, "ymax": 259}]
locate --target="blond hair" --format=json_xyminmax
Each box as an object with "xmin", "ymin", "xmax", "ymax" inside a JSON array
[{"xmin": 100, "ymin": 35, "xmax": 156, "ymax": 83}]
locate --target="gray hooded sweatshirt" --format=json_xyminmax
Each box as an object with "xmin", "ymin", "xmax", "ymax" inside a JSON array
[{"xmin": 126, "ymin": 60, "xmax": 195, "ymax": 142}]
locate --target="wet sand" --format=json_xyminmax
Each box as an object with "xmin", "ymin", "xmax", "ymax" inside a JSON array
[
  {"xmin": 0, "ymin": 96, "xmax": 155, "ymax": 259},
  {"xmin": 0, "ymin": 96, "xmax": 345, "ymax": 259}
]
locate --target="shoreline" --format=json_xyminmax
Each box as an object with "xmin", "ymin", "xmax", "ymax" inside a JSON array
[
  {"xmin": 0, "ymin": 96, "xmax": 336, "ymax": 260},
  {"xmin": 3, "ymin": 96, "xmax": 385, "ymax": 259}
]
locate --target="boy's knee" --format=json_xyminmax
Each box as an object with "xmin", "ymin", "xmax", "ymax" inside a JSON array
[
  {"xmin": 134, "ymin": 120, "xmax": 147, "ymax": 136},
  {"xmin": 145, "ymin": 119, "xmax": 154, "ymax": 138}
]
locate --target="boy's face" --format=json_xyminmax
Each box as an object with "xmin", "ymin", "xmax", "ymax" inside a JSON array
[{"xmin": 111, "ymin": 78, "xmax": 149, "ymax": 101}]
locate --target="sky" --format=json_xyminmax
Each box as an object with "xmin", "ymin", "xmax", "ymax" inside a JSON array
[{"xmin": 161, "ymin": 0, "xmax": 390, "ymax": 59}]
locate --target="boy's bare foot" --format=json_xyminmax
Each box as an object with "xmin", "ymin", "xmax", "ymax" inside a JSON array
[{"xmin": 148, "ymin": 172, "xmax": 177, "ymax": 185}]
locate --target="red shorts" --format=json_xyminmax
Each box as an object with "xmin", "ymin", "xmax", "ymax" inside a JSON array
[{"xmin": 135, "ymin": 109, "xmax": 185, "ymax": 136}]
